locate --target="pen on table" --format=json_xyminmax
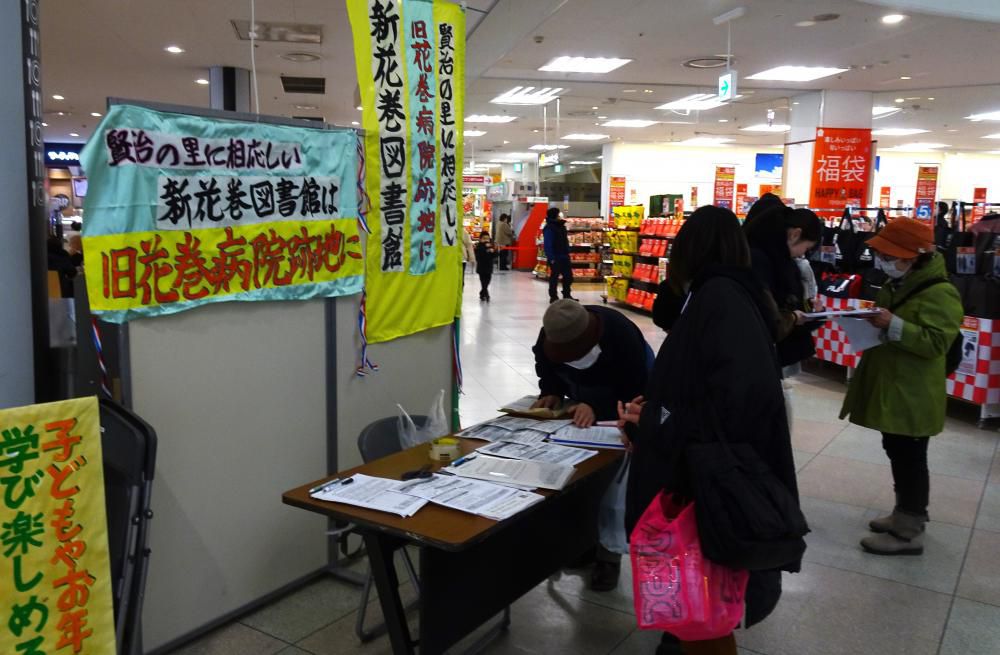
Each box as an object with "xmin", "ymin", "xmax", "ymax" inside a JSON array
[
  {"xmin": 309, "ymin": 477, "xmax": 354, "ymax": 494},
  {"xmin": 451, "ymin": 453, "xmax": 477, "ymax": 467}
]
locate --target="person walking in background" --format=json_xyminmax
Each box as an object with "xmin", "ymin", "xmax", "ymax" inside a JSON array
[
  {"xmin": 496, "ymin": 213, "xmax": 515, "ymax": 270},
  {"xmin": 461, "ymin": 228, "xmax": 476, "ymax": 278},
  {"xmin": 542, "ymin": 207, "xmax": 575, "ymax": 302},
  {"xmin": 475, "ymin": 231, "xmax": 497, "ymax": 302},
  {"xmin": 620, "ymin": 206, "xmax": 800, "ymax": 655},
  {"xmin": 841, "ymin": 218, "xmax": 963, "ymax": 556},
  {"xmin": 532, "ymin": 299, "xmax": 652, "ymax": 591}
]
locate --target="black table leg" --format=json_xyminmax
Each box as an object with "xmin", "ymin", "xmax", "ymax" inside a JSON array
[{"xmin": 363, "ymin": 531, "xmax": 415, "ymax": 655}]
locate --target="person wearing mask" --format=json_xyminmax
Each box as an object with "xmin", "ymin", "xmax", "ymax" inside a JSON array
[
  {"xmin": 840, "ymin": 218, "xmax": 963, "ymax": 556},
  {"xmin": 474, "ymin": 231, "xmax": 497, "ymax": 302},
  {"xmin": 532, "ymin": 299, "xmax": 652, "ymax": 590},
  {"xmin": 620, "ymin": 206, "xmax": 799, "ymax": 655},
  {"xmin": 495, "ymin": 214, "xmax": 515, "ymax": 270},
  {"xmin": 461, "ymin": 229, "xmax": 476, "ymax": 278},
  {"xmin": 542, "ymin": 207, "xmax": 575, "ymax": 302},
  {"xmin": 744, "ymin": 206, "xmax": 823, "ymax": 375}
]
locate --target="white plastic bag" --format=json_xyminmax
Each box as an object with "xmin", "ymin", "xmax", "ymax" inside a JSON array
[
  {"xmin": 598, "ymin": 455, "xmax": 630, "ymax": 555},
  {"xmin": 397, "ymin": 389, "xmax": 449, "ymax": 449}
]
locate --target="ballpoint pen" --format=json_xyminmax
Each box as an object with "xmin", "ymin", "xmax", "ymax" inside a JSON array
[{"xmin": 309, "ymin": 478, "xmax": 340, "ymax": 494}]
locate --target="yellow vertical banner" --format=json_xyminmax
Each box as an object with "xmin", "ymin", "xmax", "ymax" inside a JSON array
[
  {"xmin": 348, "ymin": 0, "xmax": 465, "ymax": 343},
  {"xmin": 1, "ymin": 397, "xmax": 116, "ymax": 654}
]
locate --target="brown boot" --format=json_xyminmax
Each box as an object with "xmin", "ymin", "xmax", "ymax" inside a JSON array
[{"xmin": 861, "ymin": 511, "xmax": 926, "ymax": 556}]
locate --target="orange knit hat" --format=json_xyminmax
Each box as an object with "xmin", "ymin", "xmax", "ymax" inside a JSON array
[{"xmin": 866, "ymin": 218, "xmax": 934, "ymax": 259}]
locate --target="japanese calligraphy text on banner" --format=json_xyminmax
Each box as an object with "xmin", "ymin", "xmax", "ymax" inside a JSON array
[
  {"xmin": 914, "ymin": 166, "xmax": 939, "ymax": 221},
  {"xmin": 713, "ymin": 166, "xmax": 735, "ymax": 210},
  {"xmin": 1, "ymin": 397, "xmax": 115, "ymax": 655},
  {"xmin": 80, "ymin": 104, "xmax": 364, "ymax": 323},
  {"xmin": 348, "ymin": 0, "xmax": 465, "ymax": 343},
  {"xmin": 808, "ymin": 127, "xmax": 873, "ymax": 217}
]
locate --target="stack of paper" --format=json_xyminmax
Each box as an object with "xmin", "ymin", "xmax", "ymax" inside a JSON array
[
  {"xmin": 311, "ymin": 474, "xmax": 429, "ymax": 517},
  {"xmin": 458, "ymin": 424, "xmax": 513, "ymax": 442},
  {"xmin": 476, "ymin": 440, "xmax": 597, "ymax": 466},
  {"xmin": 444, "ymin": 454, "xmax": 575, "ymax": 491},
  {"xmin": 550, "ymin": 425, "xmax": 626, "ymax": 450},
  {"xmin": 495, "ymin": 429, "xmax": 549, "ymax": 445},
  {"xmin": 397, "ymin": 474, "xmax": 544, "ymax": 521}
]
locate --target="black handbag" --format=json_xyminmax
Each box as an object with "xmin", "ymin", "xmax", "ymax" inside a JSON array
[
  {"xmin": 836, "ymin": 208, "xmax": 869, "ymax": 274},
  {"xmin": 859, "ymin": 210, "xmax": 890, "ymax": 300},
  {"xmin": 685, "ymin": 407, "xmax": 809, "ymax": 572}
]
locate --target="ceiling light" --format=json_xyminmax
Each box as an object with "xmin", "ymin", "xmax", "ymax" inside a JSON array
[
  {"xmin": 873, "ymin": 106, "xmax": 901, "ymax": 117},
  {"xmin": 503, "ymin": 140, "xmax": 510, "ymax": 144},
  {"xmin": 464, "ymin": 130, "xmax": 487, "ymax": 137},
  {"xmin": 622, "ymin": 89, "xmax": 637, "ymax": 94},
  {"xmin": 351, "ymin": 121, "xmax": 359, "ymax": 126},
  {"xmin": 719, "ymin": 119, "xmax": 729, "ymax": 123},
  {"xmin": 356, "ymin": 105, "xmax": 363, "ymax": 111},
  {"xmin": 795, "ymin": 20, "xmax": 816, "ymax": 27},
  {"xmin": 538, "ymin": 56, "xmax": 632, "ymax": 74},
  {"xmin": 894, "ymin": 98, "xmax": 905, "ymax": 103},
  {"xmin": 885, "ymin": 142, "xmax": 948, "ymax": 151},
  {"xmin": 746, "ymin": 66, "xmax": 848, "ymax": 82},
  {"xmin": 529, "ymin": 144, "xmax": 570, "ymax": 151},
  {"xmin": 601, "ymin": 119, "xmax": 657, "ymax": 128},
  {"xmin": 165, "ymin": 45, "xmax": 185, "ymax": 54},
  {"xmin": 927, "ymin": 97, "xmax": 935, "ymax": 101},
  {"xmin": 591, "ymin": 106, "xmax": 599, "ymax": 110},
  {"xmin": 793, "ymin": 101, "xmax": 800, "ymax": 105},
  {"xmin": 872, "ymin": 127, "xmax": 929, "ymax": 136},
  {"xmin": 55, "ymin": 112, "xmax": 65, "ymax": 116},
  {"xmin": 196, "ymin": 78, "xmax": 209, "ymax": 85},
  {"xmin": 899, "ymin": 76, "xmax": 912, "ymax": 80},
  {"xmin": 881, "ymin": 14, "xmax": 906, "ymax": 25},
  {"xmin": 466, "ymin": 114, "xmax": 517, "ymax": 123},
  {"xmin": 983, "ymin": 134, "xmax": 1000, "ymax": 139},
  {"xmin": 741, "ymin": 124, "xmax": 790, "ymax": 132},
  {"xmin": 656, "ymin": 93, "xmax": 725, "ymax": 112},
  {"xmin": 966, "ymin": 111, "xmax": 1000, "ymax": 122},
  {"xmin": 947, "ymin": 129, "xmax": 958, "ymax": 133},
  {"xmin": 570, "ymin": 160, "xmax": 599, "ymax": 165},
  {"xmin": 52, "ymin": 94, "xmax": 64, "ymax": 100},
  {"xmin": 562, "ymin": 133, "xmax": 609, "ymax": 141},
  {"xmin": 69, "ymin": 132, "xmax": 79, "ymax": 137},
  {"xmin": 295, "ymin": 104, "xmax": 318, "ymax": 110},
  {"xmin": 597, "ymin": 155, "xmax": 603, "ymax": 159},
  {"xmin": 90, "ymin": 112, "xmax": 102, "ymax": 117},
  {"xmin": 41, "ymin": 122, "xmax": 48, "ymax": 127},
  {"xmin": 533, "ymin": 129, "xmax": 540, "ymax": 133},
  {"xmin": 281, "ymin": 52, "xmax": 322, "ymax": 63},
  {"xmin": 643, "ymin": 89, "xmax": 654, "ymax": 94},
  {"xmin": 598, "ymin": 115, "xmax": 608, "ymax": 119},
  {"xmin": 491, "ymin": 86, "xmax": 563, "ymax": 106},
  {"xmin": 674, "ymin": 137, "xmax": 733, "ymax": 147}
]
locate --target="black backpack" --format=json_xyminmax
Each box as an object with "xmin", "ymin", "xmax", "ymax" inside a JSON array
[{"xmin": 889, "ymin": 278, "xmax": 963, "ymax": 376}]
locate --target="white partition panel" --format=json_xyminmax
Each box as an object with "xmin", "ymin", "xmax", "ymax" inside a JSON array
[{"xmin": 128, "ymin": 300, "xmax": 330, "ymax": 651}]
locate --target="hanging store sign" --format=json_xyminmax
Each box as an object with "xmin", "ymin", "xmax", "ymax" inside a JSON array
[
  {"xmin": 880, "ymin": 186, "xmax": 891, "ymax": 209},
  {"xmin": 972, "ymin": 187, "xmax": 988, "ymax": 224},
  {"xmin": 808, "ymin": 127, "xmax": 873, "ymax": 218},
  {"xmin": 80, "ymin": 104, "xmax": 364, "ymax": 323},
  {"xmin": 713, "ymin": 166, "xmax": 735, "ymax": 210},
  {"xmin": 348, "ymin": 0, "xmax": 465, "ymax": 342},
  {"xmin": 735, "ymin": 183, "xmax": 748, "ymax": 218},
  {"xmin": 609, "ymin": 175, "xmax": 626, "ymax": 219},
  {"xmin": 0, "ymin": 397, "xmax": 116, "ymax": 655},
  {"xmin": 690, "ymin": 186, "xmax": 698, "ymax": 208},
  {"xmin": 914, "ymin": 166, "xmax": 939, "ymax": 221}
]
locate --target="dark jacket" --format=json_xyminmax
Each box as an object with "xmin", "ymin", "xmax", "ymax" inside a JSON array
[
  {"xmin": 747, "ymin": 240, "xmax": 815, "ymax": 367},
  {"xmin": 532, "ymin": 306, "xmax": 649, "ymax": 421},
  {"xmin": 474, "ymin": 241, "xmax": 496, "ymax": 276},
  {"xmin": 542, "ymin": 218, "xmax": 570, "ymax": 262},
  {"xmin": 626, "ymin": 267, "xmax": 799, "ymax": 627},
  {"xmin": 47, "ymin": 242, "xmax": 78, "ymax": 298}
]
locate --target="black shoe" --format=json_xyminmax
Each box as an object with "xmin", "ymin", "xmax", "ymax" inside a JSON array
[
  {"xmin": 485, "ymin": 293, "xmax": 491, "ymax": 302},
  {"xmin": 589, "ymin": 560, "xmax": 621, "ymax": 592},
  {"xmin": 656, "ymin": 633, "xmax": 683, "ymax": 655}
]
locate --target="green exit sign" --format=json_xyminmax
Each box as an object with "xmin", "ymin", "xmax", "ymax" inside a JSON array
[
  {"xmin": 513, "ymin": 163, "xmax": 523, "ymax": 173},
  {"xmin": 718, "ymin": 71, "xmax": 737, "ymax": 103},
  {"xmin": 554, "ymin": 164, "xmax": 563, "ymax": 173}
]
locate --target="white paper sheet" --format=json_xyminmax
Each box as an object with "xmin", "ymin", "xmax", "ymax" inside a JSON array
[
  {"xmin": 488, "ymin": 415, "xmax": 546, "ymax": 431},
  {"xmin": 476, "ymin": 440, "xmax": 597, "ymax": 466},
  {"xmin": 529, "ymin": 419, "xmax": 575, "ymax": 434},
  {"xmin": 496, "ymin": 428, "xmax": 550, "ymax": 445},
  {"xmin": 458, "ymin": 424, "xmax": 513, "ymax": 442},
  {"xmin": 834, "ymin": 317, "xmax": 884, "ymax": 352},
  {"xmin": 550, "ymin": 425, "xmax": 626, "ymax": 449},
  {"xmin": 398, "ymin": 474, "xmax": 544, "ymax": 520},
  {"xmin": 311, "ymin": 474, "xmax": 429, "ymax": 517},
  {"xmin": 803, "ymin": 309, "xmax": 880, "ymax": 320},
  {"xmin": 443, "ymin": 454, "xmax": 575, "ymax": 490}
]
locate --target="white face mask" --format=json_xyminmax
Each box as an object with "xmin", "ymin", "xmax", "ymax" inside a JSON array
[
  {"xmin": 875, "ymin": 254, "xmax": 909, "ymax": 279},
  {"xmin": 565, "ymin": 344, "xmax": 602, "ymax": 370}
]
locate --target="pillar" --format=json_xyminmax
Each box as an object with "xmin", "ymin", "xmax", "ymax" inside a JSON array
[
  {"xmin": 209, "ymin": 66, "xmax": 252, "ymax": 113},
  {"xmin": 784, "ymin": 91, "xmax": 873, "ymax": 206},
  {"xmin": 0, "ymin": 0, "xmax": 49, "ymax": 407}
]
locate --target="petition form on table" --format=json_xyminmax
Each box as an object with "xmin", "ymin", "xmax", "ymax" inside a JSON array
[
  {"xmin": 550, "ymin": 425, "xmax": 627, "ymax": 449},
  {"xmin": 476, "ymin": 440, "xmax": 597, "ymax": 466},
  {"xmin": 444, "ymin": 455, "xmax": 576, "ymax": 490},
  {"xmin": 311, "ymin": 474, "xmax": 428, "ymax": 517},
  {"xmin": 398, "ymin": 474, "xmax": 544, "ymax": 521}
]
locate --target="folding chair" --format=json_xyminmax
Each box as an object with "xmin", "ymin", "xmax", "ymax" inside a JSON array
[
  {"xmin": 353, "ymin": 416, "xmax": 426, "ymax": 642},
  {"xmin": 99, "ymin": 399, "xmax": 157, "ymax": 655}
]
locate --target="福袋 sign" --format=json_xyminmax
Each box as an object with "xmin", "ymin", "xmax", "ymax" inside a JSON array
[{"xmin": 79, "ymin": 104, "xmax": 365, "ymax": 323}]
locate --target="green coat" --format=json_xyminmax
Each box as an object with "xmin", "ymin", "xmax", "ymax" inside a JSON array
[{"xmin": 840, "ymin": 253, "xmax": 963, "ymax": 437}]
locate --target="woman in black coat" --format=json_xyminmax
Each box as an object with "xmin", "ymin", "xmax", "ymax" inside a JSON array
[{"xmin": 620, "ymin": 206, "xmax": 801, "ymax": 655}]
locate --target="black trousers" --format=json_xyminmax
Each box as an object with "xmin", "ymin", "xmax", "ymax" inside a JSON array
[
  {"xmin": 882, "ymin": 433, "xmax": 930, "ymax": 516},
  {"xmin": 479, "ymin": 270, "xmax": 492, "ymax": 295},
  {"xmin": 499, "ymin": 249, "xmax": 510, "ymax": 270},
  {"xmin": 548, "ymin": 258, "xmax": 574, "ymax": 300}
]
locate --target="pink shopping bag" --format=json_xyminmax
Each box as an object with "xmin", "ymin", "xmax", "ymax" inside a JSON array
[{"xmin": 630, "ymin": 492, "xmax": 749, "ymax": 641}]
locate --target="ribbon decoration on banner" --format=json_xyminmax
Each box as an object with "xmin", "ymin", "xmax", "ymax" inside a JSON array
[
  {"xmin": 347, "ymin": 0, "xmax": 465, "ymax": 344},
  {"xmin": 80, "ymin": 104, "xmax": 365, "ymax": 323},
  {"xmin": 356, "ymin": 291, "xmax": 380, "ymax": 377},
  {"xmin": 0, "ymin": 397, "xmax": 116, "ymax": 655},
  {"xmin": 452, "ymin": 318, "xmax": 463, "ymax": 393},
  {"xmin": 90, "ymin": 318, "xmax": 112, "ymax": 398}
]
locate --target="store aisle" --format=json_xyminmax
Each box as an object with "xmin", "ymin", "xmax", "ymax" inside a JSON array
[{"xmin": 168, "ymin": 271, "xmax": 1000, "ymax": 655}]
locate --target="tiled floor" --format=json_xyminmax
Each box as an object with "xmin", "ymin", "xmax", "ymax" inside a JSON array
[{"xmin": 168, "ymin": 271, "xmax": 1000, "ymax": 655}]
